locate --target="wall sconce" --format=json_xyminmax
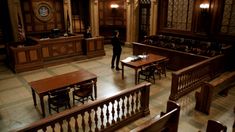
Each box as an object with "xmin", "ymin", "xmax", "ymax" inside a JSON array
[
  {"xmin": 200, "ymin": 3, "xmax": 209, "ymax": 14},
  {"xmin": 110, "ymin": 4, "xmax": 119, "ymax": 9}
]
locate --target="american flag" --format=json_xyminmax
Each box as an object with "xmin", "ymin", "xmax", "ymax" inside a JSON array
[{"xmin": 17, "ymin": 14, "xmax": 25, "ymax": 41}]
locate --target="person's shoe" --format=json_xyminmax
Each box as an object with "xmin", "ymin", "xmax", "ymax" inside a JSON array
[
  {"xmin": 111, "ymin": 66, "xmax": 115, "ymax": 69},
  {"xmin": 116, "ymin": 67, "xmax": 122, "ymax": 71}
]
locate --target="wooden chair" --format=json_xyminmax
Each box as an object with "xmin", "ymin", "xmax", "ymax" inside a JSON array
[
  {"xmin": 73, "ymin": 81, "xmax": 94, "ymax": 104},
  {"xmin": 48, "ymin": 88, "xmax": 71, "ymax": 114},
  {"xmin": 138, "ymin": 64, "xmax": 157, "ymax": 84},
  {"xmin": 156, "ymin": 58, "xmax": 169, "ymax": 79}
]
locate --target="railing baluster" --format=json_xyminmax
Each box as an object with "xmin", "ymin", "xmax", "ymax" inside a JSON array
[
  {"xmin": 59, "ymin": 120, "xmax": 63, "ymax": 132},
  {"xmin": 131, "ymin": 92, "xmax": 135, "ymax": 115},
  {"xmin": 121, "ymin": 96, "xmax": 125, "ymax": 119},
  {"xmin": 51, "ymin": 124, "xmax": 55, "ymax": 132},
  {"xmin": 126, "ymin": 95, "xmax": 130, "ymax": 117},
  {"xmin": 136, "ymin": 91, "xmax": 139, "ymax": 112},
  {"xmin": 106, "ymin": 103, "xmax": 110, "ymax": 127},
  {"xmin": 100, "ymin": 105, "xmax": 105, "ymax": 130},
  {"xmin": 94, "ymin": 107, "xmax": 99, "ymax": 132},
  {"xmin": 74, "ymin": 115, "xmax": 79, "ymax": 132},
  {"xmin": 111, "ymin": 100, "xmax": 115, "ymax": 125},
  {"xmin": 81, "ymin": 112, "xmax": 86, "ymax": 132},
  {"xmin": 42, "ymin": 127, "xmax": 47, "ymax": 131},
  {"xmin": 117, "ymin": 98, "xmax": 120, "ymax": 122},
  {"xmin": 88, "ymin": 110, "xmax": 92, "ymax": 132},
  {"xmin": 66, "ymin": 118, "xmax": 71, "ymax": 132}
]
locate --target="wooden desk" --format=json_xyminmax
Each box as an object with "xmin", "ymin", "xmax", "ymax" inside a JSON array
[
  {"xmin": 29, "ymin": 70, "xmax": 97, "ymax": 117},
  {"xmin": 121, "ymin": 54, "xmax": 168, "ymax": 84}
]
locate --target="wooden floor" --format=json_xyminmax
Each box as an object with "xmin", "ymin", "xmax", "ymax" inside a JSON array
[{"xmin": 0, "ymin": 45, "xmax": 234, "ymax": 132}]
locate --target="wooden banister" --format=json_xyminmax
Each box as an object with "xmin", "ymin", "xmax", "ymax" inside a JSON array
[
  {"xmin": 16, "ymin": 82, "xmax": 151, "ymax": 132},
  {"xmin": 169, "ymin": 54, "xmax": 225, "ymax": 101}
]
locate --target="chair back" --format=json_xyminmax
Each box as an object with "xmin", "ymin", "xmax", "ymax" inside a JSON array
[
  {"xmin": 49, "ymin": 88, "xmax": 70, "ymax": 99},
  {"xmin": 146, "ymin": 65, "xmax": 157, "ymax": 73},
  {"xmin": 79, "ymin": 81, "xmax": 93, "ymax": 93}
]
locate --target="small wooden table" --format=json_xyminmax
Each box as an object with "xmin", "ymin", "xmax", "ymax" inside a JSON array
[
  {"xmin": 29, "ymin": 70, "xmax": 97, "ymax": 117},
  {"xmin": 121, "ymin": 54, "xmax": 168, "ymax": 84}
]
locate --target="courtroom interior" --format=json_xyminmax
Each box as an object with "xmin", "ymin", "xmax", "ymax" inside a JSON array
[{"xmin": 0, "ymin": 0, "xmax": 235, "ymax": 132}]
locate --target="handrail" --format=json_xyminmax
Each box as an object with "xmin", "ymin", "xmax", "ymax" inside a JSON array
[
  {"xmin": 169, "ymin": 54, "xmax": 225, "ymax": 101},
  {"xmin": 16, "ymin": 82, "xmax": 151, "ymax": 132}
]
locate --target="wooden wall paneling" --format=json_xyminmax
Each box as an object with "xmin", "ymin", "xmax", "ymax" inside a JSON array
[
  {"xmin": 29, "ymin": 50, "xmax": 38, "ymax": 61},
  {"xmin": 31, "ymin": 35, "xmax": 84, "ymax": 61},
  {"xmin": 96, "ymin": 38, "xmax": 104, "ymax": 50},
  {"xmin": 9, "ymin": 44, "xmax": 43, "ymax": 72},
  {"xmin": 99, "ymin": 0, "xmax": 126, "ymax": 41},
  {"xmin": 75, "ymin": 40, "xmax": 83, "ymax": 54},
  {"xmin": 89, "ymin": 40, "xmax": 95, "ymax": 51},
  {"xmin": 84, "ymin": 37, "xmax": 105, "ymax": 57},
  {"xmin": 209, "ymin": 0, "xmax": 224, "ymax": 35},
  {"xmin": 42, "ymin": 47, "xmax": 50, "ymax": 58},
  {"xmin": 20, "ymin": 0, "xmax": 65, "ymax": 35},
  {"xmin": 17, "ymin": 51, "xmax": 27, "ymax": 64}
]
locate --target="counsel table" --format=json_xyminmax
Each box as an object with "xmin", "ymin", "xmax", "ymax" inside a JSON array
[
  {"xmin": 121, "ymin": 54, "xmax": 168, "ymax": 84},
  {"xmin": 29, "ymin": 70, "xmax": 97, "ymax": 117}
]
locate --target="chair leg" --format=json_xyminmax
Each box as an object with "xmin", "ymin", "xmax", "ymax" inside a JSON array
[
  {"xmin": 56, "ymin": 107, "xmax": 59, "ymax": 113},
  {"xmin": 90, "ymin": 95, "xmax": 94, "ymax": 101},
  {"xmin": 73, "ymin": 94, "xmax": 75, "ymax": 105},
  {"xmin": 68, "ymin": 101, "xmax": 71, "ymax": 108},
  {"xmin": 81, "ymin": 98, "xmax": 84, "ymax": 104},
  {"xmin": 48, "ymin": 102, "xmax": 51, "ymax": 114},
  {"xmin": 138, "ymin": 74, "xmax": 140, "ymax": 83},
  {"xmin": 153, "ymin": 75, "xmax": 155, "ymax": 84}
]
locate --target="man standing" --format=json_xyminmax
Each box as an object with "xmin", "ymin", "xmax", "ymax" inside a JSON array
[{"xmin": 111, "ymin": 30, "xmax": 122, "ymax": 71}]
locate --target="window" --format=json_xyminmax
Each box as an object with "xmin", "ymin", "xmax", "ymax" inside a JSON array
[
  {"xmin": 221, "ymin": 0, "xmax": 235, "ymax": 35},
  {"xmin": 139, "ymin": 0, "xmax": 151, "ymax": 41},
  {"xmin": 166, "ymin": 0, "xmax": 194, "ymax": 31}
]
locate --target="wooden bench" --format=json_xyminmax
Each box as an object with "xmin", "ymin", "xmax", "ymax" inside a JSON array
[
  {"xmin": 199, "ymin": 120, "xmax": 227, "ymax": 132},
  {"xmin": 130, "ymin": 100, "xmax": 180, "ymax": 132},
  {"xmin": 195, "ymin": 71, "xmax": 235, "ymax": 114}
]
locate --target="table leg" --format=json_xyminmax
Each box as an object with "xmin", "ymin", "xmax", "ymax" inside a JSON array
[
  {"xmin": 94, "ymin": 78, "xmax": 97, "ymax": 99},
  {"xmin": 122, "ymin": 63, "xmax": 124, "ymax": 80},
  {"xmin": 135, "ymin": 69, "xmax": 138, "ymax": 85},
  {"xmin": 31, "ymin": 88, "xmax": 37, "ymax": 106},
  {"xmin": 39, "ymin": 95, "xmax": 45, "ymax": 117}
]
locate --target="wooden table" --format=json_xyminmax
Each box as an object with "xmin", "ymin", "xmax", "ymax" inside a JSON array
[
  {"xmin": 121, "ymin": 54, "xmax": 168, "ymax": 84},
  {"xmin": 29, "ymin": 70, "xmax": 97, "ymax": 117}
]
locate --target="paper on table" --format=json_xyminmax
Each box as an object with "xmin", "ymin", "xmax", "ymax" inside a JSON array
[{"xmin": 122, "ymin": 57, "xmax": 134, "ymax": 63}]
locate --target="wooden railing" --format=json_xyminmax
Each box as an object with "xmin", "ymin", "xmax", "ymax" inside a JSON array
[
  {"xmin": 169, "ymin": 54, "xmax": 225, "ymax": 101},
  {"xmin": 16, "ymin": 82, "xmax": 151, "ymax": 132},
  {"xmin": 130, "ymin": 100, "xmax": 180, "ymax": 132}
]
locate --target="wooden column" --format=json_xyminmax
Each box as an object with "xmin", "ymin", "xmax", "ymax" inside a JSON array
[
  {"xmin": 150, "ymin": 0, "xmax": 158, "ymax": 35},
  {"xmin": 126, "ymin": 0, "xmax": 139, "ymax": 45},
  {"xmin": 90, "ymin": 0, "xmax": 99, "ymax": 37}
]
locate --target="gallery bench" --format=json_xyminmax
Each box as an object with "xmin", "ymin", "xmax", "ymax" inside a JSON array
[
  {"xmin": 195, "ymin": 71, "xmax": 235, "ymax": 114},
  {"xmin": 130, "ymin": 100, "xmax": 180, "ymax": 132}
]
